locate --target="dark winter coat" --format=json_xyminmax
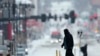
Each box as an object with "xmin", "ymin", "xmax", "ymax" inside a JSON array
[{"xmin": 62, "ymin": 29, "xmax": 74, "ymax": 49}]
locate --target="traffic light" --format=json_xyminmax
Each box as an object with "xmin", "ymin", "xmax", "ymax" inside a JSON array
[
  {"xmin": 69, "ymin": 10, "xmax": 76, "ymax": 24},
  {"xmin": 54, "ymin": 14, "xmax": 57, "ymax": 21},
  {"xmin": 48, "ymin": 13, "xmax": 52, "ymax": 20},
  {"xmin": 41, "ymin": 14, "xmax": 47, "ymax": 22},
  {"xmin": 48, "ymin": 13, "xmax": 52, "ymax": 18},
  {"xmin": 64, "ymin": 13, "xmax": 69, "ymax": 19}
]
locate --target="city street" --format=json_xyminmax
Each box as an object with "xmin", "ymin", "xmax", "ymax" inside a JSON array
[
  {"xmin": 27, "ymin": 37, "xmax": 100, "ymax": 56},
  {"xmin": 0, "ymin": 0, "xmax": 100, "ymax": 56},
  {"xmin": 27, "ymin": 25, "xmax": 100, "ymax": 56}
]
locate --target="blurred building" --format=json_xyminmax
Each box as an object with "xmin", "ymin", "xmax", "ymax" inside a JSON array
[
  {"xmin": 30, "ymin": 0, "xmax": 38, "ymax": 15},
  {"xmin": 90, "ymin": 0, "xmax": 100, "ymax": 12},
  {"xmin": 90, "ymin": 0, "xmax": 100, "ymax": 33},
  {"xmin": 73, "ymin": 0, "xmax": 90, "ymax": 13},
  {"xmin": 15, "ymin": 0, "xmax": 34, "ymax": 44},
  {"xmin": 36, "ymin": 0, "xmax": 70, "ymax": 15}
]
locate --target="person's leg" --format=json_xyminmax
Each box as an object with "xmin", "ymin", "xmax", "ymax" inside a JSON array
[
  {"xmin": 67, "ymin": 48, "xmax": 74, "ymax": 56},
  {"xmin": 81, "ymin": 45, "xmax": 87, "ymax": 56},
  {"xmin": 84, "ymin": 45, "xmax": 87, "ymax": 56},
  {"xmin": 70, "ymin": 48, "xmax": 74, "ymax": 56},
  {"xmin": 65, "ymin": 50, "xmax": 68, "ymax": 56},
  {"xmin": 80, "ymin": 46, "xmax": 85, "ymax": 56}
]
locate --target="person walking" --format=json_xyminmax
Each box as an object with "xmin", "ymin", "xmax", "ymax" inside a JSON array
[
  {"xmin": 61, "ymin": 29, "xmax": 74, "ymax": 56},
  {"xmin": 77, "ymin": 30, "xmax": 88, "ymax": 56}
]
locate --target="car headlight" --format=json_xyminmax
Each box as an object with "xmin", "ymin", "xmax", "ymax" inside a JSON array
[
  {"xmin": 54, "ymin": 40, "xmax": 58, "ymax": 43},
  {"xmin": 58, "ymin": 39, "xmax": 62, "ymax": 42},
  {"xmin": 50, "ymin": 39, "xmax": 58, "ymax": 43},
  {"xmin": 50, "ymin": 40, "xmax": 54, "ymax": 43}
]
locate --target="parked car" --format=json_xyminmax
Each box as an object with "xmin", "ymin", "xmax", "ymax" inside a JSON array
[
  {"xmin": 0, "ymin": 45, "xmax": 9, "ymax": 56},
  {"xmin": 15, "ymin": 44, "xmax": 28, "ymax": 56}
]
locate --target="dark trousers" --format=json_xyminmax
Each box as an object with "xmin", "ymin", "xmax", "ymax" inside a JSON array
[
  {"xmin": 80, "ymin": 44, "xmax": 87, "ymax": 56},
  {"xmin": 65, "ymin": 48, "xmax": 74, "ymax": 56}
]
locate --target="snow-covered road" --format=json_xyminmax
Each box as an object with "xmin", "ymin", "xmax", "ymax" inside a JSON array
[
  {"xmin": 27, "ymin": 38, "xmax": 100, "ymax": 56},
  {"xmin": 27, "ymin": 24, "xmax": 100, "ymax": 56}
]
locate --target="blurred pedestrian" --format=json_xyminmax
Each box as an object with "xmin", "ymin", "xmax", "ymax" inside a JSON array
[
  {"xmin": 7, "ymin": 49, "xmax": 11, "ymax": 56},
  {"xmin": 77, "ymin": 30, "xmax": 88, "ymax": 56},
  {"xmin": 61, "ymin": 29, "xmax": 74, "ymax": 56}
]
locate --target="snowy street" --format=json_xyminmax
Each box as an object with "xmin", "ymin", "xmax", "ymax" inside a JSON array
[
  {"xmin": 27, "ymin": 24, "xmax": 100, "ymax": 56},
  {"xmin": 0, "ymin": 0, "xmax": 100, "ymax": 56},
  {"xmin": 27, "ymin": 38, "xmax": 100, "ymax": 56},
  {"xmin": 26, "ymin": 22, "xmax": 100, "ymax": 56}
]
